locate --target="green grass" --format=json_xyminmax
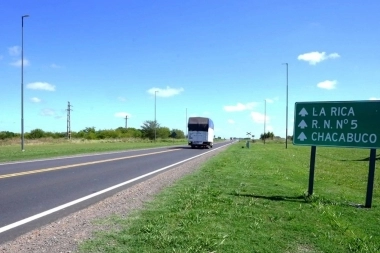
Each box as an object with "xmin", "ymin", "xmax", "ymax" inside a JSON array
[
  {"xmin": 0, "ymin": 138, "xmax": 187, "ymax": 163},
  {"xmin": 78, "ymin": 142, "xmax": 380, "ymax": 253}
]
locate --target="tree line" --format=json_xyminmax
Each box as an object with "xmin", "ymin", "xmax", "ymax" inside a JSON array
[
  {"xmin": 259, "ymin": 132, "xmax": 293, "ymax": 141},
  {"xmin": 260, "ymin": 131, "xmax": 275, "ymax": 140},
  {"xmin": 0, "ymin": 120, "xmax": 185, "ymax": 140}
]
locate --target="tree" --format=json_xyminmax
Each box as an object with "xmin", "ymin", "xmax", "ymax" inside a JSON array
[
  {"xmin": 26, "ymin": 128, "xmax": 45, "ymax": 139},
  {"xmin": 83, "ymin": 127, "xmax": 96, "ymax": 134},
  {"xmin": 170, "ymin": 129, "xmax": 185, "ymax": 139},
  {"xmin": 157, "ymin": 127, "xmax": 170, "ymax": 139},
  {"xmin": 126, "ymin": 128, "xmax": 143, "ymax": 138},
  {"xmin": 97, "ymin": 129, "xmax": 120, "ymax": 139},
  {"xmin": 74, "ymin": 127, "xmax": 96, "ymax": 139},
  {"xmin": 141, "ymin": 120, "xmax": 160, "ymax": 139},
  {"xmin": 0, "ymin": 131, "xmax": 16, "ymax": 140},
  {"xmin": 50, "ymin": 132, "xmax": 66, "ymax": 139},
  {"xmin": 115, "ymin": 127, "xmax": 128, "ymax": 134},
  {"xmin": 260, "ymin": 131, "xmax": 275, "ymax": 141}
]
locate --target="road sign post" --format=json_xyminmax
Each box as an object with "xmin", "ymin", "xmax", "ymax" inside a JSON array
[
  {"xmin": 308, "ymin": 146, "xmax": 316, "ymax": 196},
  {"xmin": 293, "ymin": 101, "xmax": 380, "ymax": 207},
  {"xmin": 366, "ymin": 149, "xmax": 377, "ymax": 208}
]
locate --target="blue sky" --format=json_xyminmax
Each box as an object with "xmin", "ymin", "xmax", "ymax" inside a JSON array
[{"xmin": 1, "ymin": 1, "xmax": 379, "ymax": 139}]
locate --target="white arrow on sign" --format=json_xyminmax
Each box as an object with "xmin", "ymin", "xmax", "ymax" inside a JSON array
[
  {"xmin": 298, "ymin": 120, "xmax": 307, "ymax": 129},
  {"xmin": 297, "ymin": 132, "xmax": 307, "ymax": 141},
  {"xmin": 299, "ymin": 108, "xmax": 308, "ymax": 117}
]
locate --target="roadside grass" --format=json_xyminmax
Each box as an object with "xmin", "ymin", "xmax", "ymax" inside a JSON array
[
  {"xmin": 79, "ymin": 142, "xmax": 380, "ymax": 253},
  {"xmin": 0, "ymin": 138, "xmax": 187, "ymax": 163}
]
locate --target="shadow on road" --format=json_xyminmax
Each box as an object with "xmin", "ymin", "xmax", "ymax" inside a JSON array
[{"xmin": 166, "ymin": 146, "xmax": 211, "ymax": 150}]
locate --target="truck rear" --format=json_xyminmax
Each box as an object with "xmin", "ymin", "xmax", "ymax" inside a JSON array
[{"xmin": 187, "ymin": 117, "xmax": 214, "ymax": 148}]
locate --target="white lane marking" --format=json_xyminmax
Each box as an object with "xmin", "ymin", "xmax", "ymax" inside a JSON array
[
  {"xmin": 0, "ymin": 149, "xmax": 178, "ymax": 179},
  {"xmin": 0, "ymin": 145, "xmax": 184, "ymax": 166},
  {"xmin": 0, "ymin": 143, "xmax": 231, "ymax": 234}
]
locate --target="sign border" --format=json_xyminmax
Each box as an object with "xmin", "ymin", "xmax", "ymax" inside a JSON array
[{"xmin": 293, "ymin": 100, "xmax": 380, "ymax": 149}]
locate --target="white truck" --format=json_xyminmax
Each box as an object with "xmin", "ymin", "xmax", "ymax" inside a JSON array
[{"xmin": 188, "ymin": 117, "xmax": 214, "ymax": 149}]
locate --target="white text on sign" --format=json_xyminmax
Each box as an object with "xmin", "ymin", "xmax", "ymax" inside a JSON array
[{"xmin": 312, "ymin": 107, "xmax": 355, "ymax": 117}]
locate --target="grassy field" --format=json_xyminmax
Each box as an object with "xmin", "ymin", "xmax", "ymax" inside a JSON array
[
  {"xmin": 0, "ymin": 138, "xmax": 187, "ymax": 163},
  {"xmin": 78, "ymin": 141, "xmax": 380, "ymax": 253}
]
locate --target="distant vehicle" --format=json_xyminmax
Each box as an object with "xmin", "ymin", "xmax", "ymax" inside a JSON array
[{"xmin": 188, "ymin": 117, "xmax": 214, "ymax": 149}]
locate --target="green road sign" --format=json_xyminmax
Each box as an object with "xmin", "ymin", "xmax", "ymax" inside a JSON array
[{"xmin": 293, "ymin": 101, "xmax": 380, "ymax": 148}]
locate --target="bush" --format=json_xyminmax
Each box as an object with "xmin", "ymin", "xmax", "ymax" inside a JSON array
[
  {"xmin": 26, "ymin": 128, "xmax": 45, "ymax": 139},
  {"xmin": 0, "ymin": 131, "xmax": 16, "ymax": 140}
]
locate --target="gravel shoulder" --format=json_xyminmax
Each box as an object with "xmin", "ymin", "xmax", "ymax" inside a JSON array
[{"xmin": 0, "ymin": 146, "xmax": 227, "ymax": 253}]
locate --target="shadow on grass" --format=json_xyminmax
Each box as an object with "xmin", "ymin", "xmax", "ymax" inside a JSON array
[
  {"xmin": 231, "ymin": 193, "xmax": 307, "ymax": 203},
  {"xmin": 231, "ymin": 193, "xmax": 369, "ymax": 208},
  {"xmin": 340, "ymin": 154, "xmax": 380, "ymax": 162}
]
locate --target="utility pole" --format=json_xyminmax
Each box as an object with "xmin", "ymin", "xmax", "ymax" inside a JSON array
[
  {"xmin": 66, "ymin": 101, "xmax": 73, "ymax": 139},
  {"xmin": 283, "ymin": 63, "xmax": 289, "ymax": 149},
  {"xmin": 185, "ymin": 108, "xmax": 187, "ymax": 138},
  {"xmin": 21, "ymin": 14, "xmax": 29, "ymax": 151},
  {"xmin": 264, "ymin": 99, "xmax": 266, "ymax": 144},
  {"xmin": 125, "ymin": 115, "xmax": 128, "ymax": 129},
  {"xmin": 154, "ymin": 90, "xmax": 158, "ymax": 142}
]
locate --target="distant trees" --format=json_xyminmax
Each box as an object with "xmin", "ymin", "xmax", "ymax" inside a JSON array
[
  {"xmin": 115, "ymin": 127, "xmax": 142, "ymax": 138},
  {"xmin": 0, "ymin": 131, "xmax": 17, "ymax": 140},
  {"xmin": 157, "ymin": 126, "xmax": 171, "ymax": 139},
  {"xmin": 140, "ymin": 120, "xmax": 159, "ymax": 139},
  {"xmin": 73, "ymin": 127, "xmax": 143, "ymax": 140},
  {"xmin": 27, "ymin": 128, "xmax": 45, "ymax": 139},
  {"xmin": 140, "ymin": 121, "xmax": 185, "ymax": 140},
  {"xmin": 0, "ymin": 120, "xmax": 186, "ymax": 141},
  {"xmin": 96, "ymin": 129, "xmax": 119, "ymax": 139},
  {"xmin": 170, "ymin": 129, "xmax": 185, "ymax": 139},
  {"xmin": 74, "ymin": 127, "xmax": 97, "ymax": 140},
  {"xmin": 260, "ymin": 131, "xmax": 274, "ymax": 140},
  {"xmin": 2, "ymin": 129, "xmax": 68, "ymax": 140}
]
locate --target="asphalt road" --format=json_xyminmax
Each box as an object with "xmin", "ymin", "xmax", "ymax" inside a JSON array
[{"xmin": 0, "ymin": 141, "xmax": 232, "ymax": 242}]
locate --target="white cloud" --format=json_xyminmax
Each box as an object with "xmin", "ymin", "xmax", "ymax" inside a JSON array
[
  {"xmin": 317, "ymin": 80, "xmax": 337, "ymax": 90},
  {"xmin": 266, "ymin": 125, "xmax": 274, "ymax": 132},
  {"xmin": 40, "ymin": 108, "xmax": 55, "ymax": 116},
  {"xmin": 31, "ymin": 97, "xmax": 41, "ymax": 103},
  {"xmin": 27, "ymin": 82, "xmax": 56, "ymax": 91},
  {"xmin": 9, "ymin": 46, "xmax": 21, "ymax": 56},
  {"xmin": 297, "ymin": 51, "xmax": 340, "ymax": 65},
  {"xmin": 251, "ymin": 111, "xmax": 270, "ymax": 124},
  {"xmin": 369, "ymin": 97, "xmax": 380, "ymax": 100},
  {"xmin": 117, "ymin": 96, "xmax": 127, "ymax": 102},
  {"xmin": 264, "ymin": 97, "xmax": 279, "ymax": 104},
  {"xmin": 224, "ymin": 102, "xmax": 257, "ymax": 112},
  {"xmin": 10, "ymin": 58, "xmax": 29, "ymax": 67},
  {"xmin": 266, "ymin": 99, "xmax": 274, "ymax": 103},
  {"xmin": 328, "ymin": 53, "xmax": 340, "ymax": 59},
  {"xmin": 50, "ymin": 63, "xmax": 61, "ymax": 68},
  {"xmin": 228, "ymin": 119, "xmax": 235, "ymax": 124},
  {"xmin": 114, "ymin": 112, "xmax": 131, "ymax": 118},
  {"xmin": 147, "ymin": 86, "xmax": 184, "ymax": 97}
]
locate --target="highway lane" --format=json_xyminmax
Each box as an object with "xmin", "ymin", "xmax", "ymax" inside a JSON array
[{"xmin": 0, "ymin": 141, "xmax": 232, "ymax": 241}]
